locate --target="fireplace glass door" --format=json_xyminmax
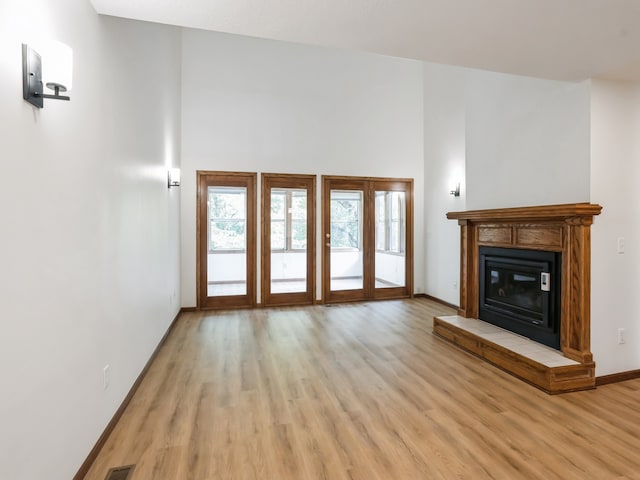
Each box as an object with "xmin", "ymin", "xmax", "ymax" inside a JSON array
[
  {"xmin": 479, "ymin": 247, "xmax": 561, "ymax": 349},
  {"xmin": 485, "ymin": 262, "xmax": 544, "ymax": 325}
]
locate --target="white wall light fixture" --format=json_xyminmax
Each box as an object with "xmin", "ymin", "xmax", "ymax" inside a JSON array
[
  {"xmin": 22, "ymin": 41, "xmax": 73, "ymax": 108},
  {"xmin": 450, "ymin": 182, "xmax": 461, "ymax": 197},
  {"xmin": 168, "ymin": 168, "xmax": 181, "ymax": 188}
]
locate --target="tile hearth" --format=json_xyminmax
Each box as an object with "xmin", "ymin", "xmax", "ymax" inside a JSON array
[
  {"xmin": 436, "ymin": 315, "xmax": 578, "ymax": 368},
  {"xmin": 433, "ymin": 313, "xmax": 595, "ymax": 394}
]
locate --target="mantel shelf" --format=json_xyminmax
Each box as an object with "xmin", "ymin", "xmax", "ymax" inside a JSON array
[{"xmin": 446, "ymin": 202, "xmax": 602, "ymax": 223}]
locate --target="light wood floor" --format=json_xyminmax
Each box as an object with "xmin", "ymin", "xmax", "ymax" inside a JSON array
[{"xmin": 84, "ymin": 299, "xmax": 640, "ymax": 480}]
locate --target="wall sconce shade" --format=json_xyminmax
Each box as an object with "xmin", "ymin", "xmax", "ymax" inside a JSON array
[
  {"xmin": 22, "ymin": 42, "xmax": 72, "ymax": 108},
  {"xmin": 450, "ymin": 182, "xmax": 461, "ymax": 197},
  {"xmin": 168, "ymin": 168, "xmax": 181, "ymax": 188}
]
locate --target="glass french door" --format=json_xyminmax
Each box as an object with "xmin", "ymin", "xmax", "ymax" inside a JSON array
[
  {"xmin": 373, "ymin": 182, "xmax": 410, "ymax": 299},
  {"xmin": 322, "ymin": 176, "xmax": 413, "ymax": 303},
  {"xmin": 197, "ymin": 171, "xmax": 257, "ymax": 309},
  {"xmin": 261, "ymin": 174, "xmax": 316, "ymax": 306},
  {"xmin": 325, "ymin": 179, "xmax": 367, "ymax": 302}
]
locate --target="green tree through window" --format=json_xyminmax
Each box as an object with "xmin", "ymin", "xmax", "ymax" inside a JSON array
[
  {"xmin": 330, "ymin": 191, "xmax": 362, "ymax": 249},
  {"xmin": 208, "ymin": 187, "xmax": 247, "ymax": 251}
]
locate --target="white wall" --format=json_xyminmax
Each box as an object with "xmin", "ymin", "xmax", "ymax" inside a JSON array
[
  {"xmin": 375, "ymin": 252, "xmax": 406, "ymax": 286},
  {"xmin": 180, "ymin": 29, "xmax": 425, "ymax": 305},
  {"xmin": 465, "ymin": 70, "xmax": 591, "ymax": 210},
  {"xmin": 271, "ymin": 252, "xmax": 307, "ymax": 280},
  {"xmin": 423, "ymin": 63, "xmax": 466, "ymax": 305},
  {"xmin": 330, "ymin": 251, "xmax": 364, "ymax": 278},
  {"xmin": 590, "ymin": 79, "xmax": 640, "ymax": 376},
  {"xmin": 0, "ymin": 2, "xmax": 182, "ymax": 478},
  {"xmin": 208, "ymin": 252, "xmax": 246, "ymax": 282}
]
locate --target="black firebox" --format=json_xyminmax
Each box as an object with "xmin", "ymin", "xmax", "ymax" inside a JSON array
[{"xmin": 479, "ymin": 247, "xmax": 561, "ymax": 349}]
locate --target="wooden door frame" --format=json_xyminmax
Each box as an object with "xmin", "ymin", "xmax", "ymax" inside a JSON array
[
  {"xmin": 261, "ymin": 173, "xmax": 316, "ymax": 306},
  {"xmin": 196, "ymin": 171, "xmax": 257, "ymax": 309},
  {"xmin": 371, "ymin": 179, "xmax": 414, "ymax": 300},
  {"xmin": 322, "ymin": 175, "xmax": 413, "ymax": 304},
  {"xmin": 322, "ymin": 177, "xmax": 369, "ymax": 303}
]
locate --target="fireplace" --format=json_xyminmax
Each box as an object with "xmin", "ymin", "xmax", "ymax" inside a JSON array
[
  {"xmin": 479, "ymin": 247, "xmax": 561, "ymax": 349},
  {"xmin": 433, "ymin": 203, "xmax": 602, "ymax": 393}
]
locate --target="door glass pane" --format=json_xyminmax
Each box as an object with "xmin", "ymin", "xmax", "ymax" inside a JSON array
[
  {"xmin": 291, "ymin": 194, "xmax": 307, "ymax": 250},
  {"xmin": 374, "ymin": 191, "xmax": 406, "ymax": 288},
  {"xmin": 375, "ymin": 192, "xmax": 386, "ymax": 250},
  {"xmin": 270, "ymin": 191, "xmax": 286, "ymax": 250},
  {"xmin": 271, "ymin": 189, "xmax": 307, "ymax": 293},
  {"xmin": 207, "ymin": 186, "xmax": 247, "ymax": 296},
  {"xmin": 330, "ymin": 190, "xmax": 363, "ymax": 291}
]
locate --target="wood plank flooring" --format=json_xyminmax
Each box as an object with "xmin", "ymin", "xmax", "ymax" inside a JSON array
[{"xmin": 83, "ymin": 299, "xmax": 640, "ymax": 479}]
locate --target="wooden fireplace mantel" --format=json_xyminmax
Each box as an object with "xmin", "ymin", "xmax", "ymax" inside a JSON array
[
  {"xmin": 435, "ymin": 203, "xmax": 602, "ymax": 393},
  {"xmin": 445, "ymin": 203, "xmax": 603, "ymax": 223}
]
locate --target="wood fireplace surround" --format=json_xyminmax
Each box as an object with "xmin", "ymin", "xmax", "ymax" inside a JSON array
[{"xmin": 433, "ymin": 203, "xmax": 602, "ymax": 393}]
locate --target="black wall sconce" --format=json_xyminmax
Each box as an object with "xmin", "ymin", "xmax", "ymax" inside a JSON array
[
  {"xmin": 22, "ymin": 42, "xmax": 72, "ymax": 108},
  {"xmin": 168, "ymin": 168, "xmax": 181, "ymax": 188},
  {"xmin": 450, "ymin": 182, "xmax": 461, "ymax": 197}
]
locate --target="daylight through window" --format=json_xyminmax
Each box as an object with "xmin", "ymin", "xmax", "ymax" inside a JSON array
[
  {"xmin": 330, "ymin": 191, "xmax": 363, "ymax": 250},
  {"xmin": 375, "ymin": 191, "xmax": 405, "ymax": 254},
  {"xmin": 208, "ymin": 187, "xmax": 247, "ymax": 252}
]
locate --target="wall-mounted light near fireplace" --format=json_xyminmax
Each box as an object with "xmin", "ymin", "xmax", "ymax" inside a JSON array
[
  {"xmin": 22, "ymin": 41, "xmax": 73, "ymax": 108},
  {"xmin": 168, "ymin": 168, "xmax": 181, "ymax": 188},
  {"xmin": 450, "ymin": 182, "xmax": 461, "ymax": 197}
]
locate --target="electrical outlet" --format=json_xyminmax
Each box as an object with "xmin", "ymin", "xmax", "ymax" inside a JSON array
[
  {"xmin": 103, "ymin": 364, "xmax": 110, "ymax": 390},
  {"xmin": 617, "ymin": 237, "xmax": 625, "ymax": 254},
  {"xmin": 617, "ymin": 328, "xmax": 625, "ymax": 345}
]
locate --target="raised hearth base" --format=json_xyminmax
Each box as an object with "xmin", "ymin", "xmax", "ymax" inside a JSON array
[{"xmin": 434, "ymin": 315, "xmax": 596, "ymax": 394}]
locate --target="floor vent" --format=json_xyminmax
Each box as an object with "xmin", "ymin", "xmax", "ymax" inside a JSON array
[{"xmin": 105, "ymin": 464, "xmax": 135, "ymax": 480}]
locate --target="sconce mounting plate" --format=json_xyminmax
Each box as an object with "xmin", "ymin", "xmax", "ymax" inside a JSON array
[{"xmin": 22, "ymin": 44, "xmax": 43, "ymax": 108}]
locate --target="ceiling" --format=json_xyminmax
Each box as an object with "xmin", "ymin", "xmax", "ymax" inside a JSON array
[{"xmin": 90, "ymin": 0, "xmax": 640, "ymax": 82}]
